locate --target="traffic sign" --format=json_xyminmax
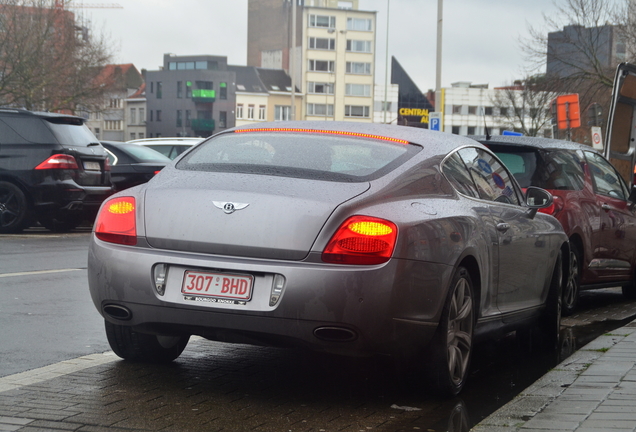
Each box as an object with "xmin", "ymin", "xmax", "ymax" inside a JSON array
[
  {"xmin": 429, "ymin": 112, "xmax": 441, "ymax": 131},
  {"xmin": 591, "ymin": 126, "xmax": 603, "ymax": 150}
]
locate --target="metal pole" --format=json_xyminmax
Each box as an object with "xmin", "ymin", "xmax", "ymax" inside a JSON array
[
  {"xmin": 383, "ymin": 0, "xmax": 390, "ymax": 124},
  {"xmin": 435, "ymin": 0, "xmax": 443, "ymax": 110},
  {"xmin": 291, "ymin": 0, "xmax": 296, "ymax": 121}
]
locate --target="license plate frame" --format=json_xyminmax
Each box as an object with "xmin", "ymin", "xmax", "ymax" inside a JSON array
[
  {"xmin": 84, "ymin": 161, "xmax": 101, "ymax": 171},
  {"xmin": 181, "ymin": 270, "xmax": 254, "ymax": 302}
]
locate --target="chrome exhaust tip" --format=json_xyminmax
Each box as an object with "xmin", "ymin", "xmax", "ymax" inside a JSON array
[
  {"xmin": 103, "ymin": 304, "xmax": 132, "ymax": 321},
  {"xmin": 313, "ymin": 326, "xmax": 358, "ymax": 342}
]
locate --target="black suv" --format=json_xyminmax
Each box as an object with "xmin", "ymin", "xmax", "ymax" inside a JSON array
[{"xmin": 0, "ymin": 109, "xmax": 113, "ymax": 233}]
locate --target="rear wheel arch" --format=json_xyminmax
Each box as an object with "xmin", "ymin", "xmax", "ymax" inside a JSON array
[{"xmin": 457, "ymin": 255, "xmax": 481, "ymax": 317}]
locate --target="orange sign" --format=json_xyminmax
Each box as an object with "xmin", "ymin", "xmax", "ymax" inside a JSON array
[{"xmin": 554, "ymin": 94, "xmax": 581, "ymax": 130}]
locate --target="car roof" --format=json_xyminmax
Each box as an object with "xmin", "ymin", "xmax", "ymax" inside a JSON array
[
  {"xmin": 469, "ymin": 135, "xmax": 600, "ymax": 152},
  {"xmin": 226, "ymin": 121, "xmax": 486, "ymax": 158},
  {"xmin": 127, "ymin": 137, "xmax": 202, "ymax": 146},
  {"xmin": 0, "ymin": 108, "xmax": 86, "ymax": 123}
]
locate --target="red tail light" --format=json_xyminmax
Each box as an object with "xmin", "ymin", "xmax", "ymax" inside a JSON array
[
  {"xmin": 538, "ymin": 195, "xmax": 564, "ymax": 216},
  {"xmin": 95, "ymin": 197, "xmax": 137, "ymax": 245},
  {"xmin": 104, "ymin": 157, "xmax": 111, "ymax": 171},
  {"xmin": 322, "ymin": 216, "xmax": 398, "ymax": 265},
  {"xmin": 35, "ymin": 154, "xmax": 79, "ymax": 170}
]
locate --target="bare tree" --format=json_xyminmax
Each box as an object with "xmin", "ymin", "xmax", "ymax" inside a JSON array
[
  {"xmin": 0, "ymin": 0, "xmax": 113, "ymax": 112},
  {"xmin": 490, "ymin": 76, "xmax": 559, "ymax": 137}
]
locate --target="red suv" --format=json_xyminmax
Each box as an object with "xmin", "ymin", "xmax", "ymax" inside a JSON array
[{"xmin": 473, "ymin": 135, "xmax": 636, "ymax": 315}]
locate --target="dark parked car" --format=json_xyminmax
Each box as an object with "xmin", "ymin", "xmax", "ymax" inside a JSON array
[
  {"xmin": 0, "ymin": 109, "xmax": 113, "ymax": 233},
  {"xmin": 472, "ymin": 135, "xmax": 636, "ymax": 315},
  {"xmin": 100, "ymin": 141, "xmax": 171, "ymax": 191},
  {"xmin": 89, "ymin": 122, "xmax": 567, "ymax": 396}
]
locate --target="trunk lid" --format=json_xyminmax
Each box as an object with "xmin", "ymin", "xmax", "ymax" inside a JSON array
[{"xmin": 144, "ymin": 172, "xmax": 370, "ymax": 260}]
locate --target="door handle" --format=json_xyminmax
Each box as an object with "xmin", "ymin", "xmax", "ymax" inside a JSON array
[
  {"xmin": 601, "ymin": 203, "xmax": 611, "ymax": 211},
  {"xmin": 496, "ymin": 222, "xmax": 510, "ymax": 232}
]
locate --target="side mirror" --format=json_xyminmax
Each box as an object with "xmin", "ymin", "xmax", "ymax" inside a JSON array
[{"xmin": 525, "ymin": 186, "xmax": 554, "ymax": 218}]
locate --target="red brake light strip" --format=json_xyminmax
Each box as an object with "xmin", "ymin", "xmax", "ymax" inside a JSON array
[{"xmin": 234, "ymin": 128, "xmax": 409, "ymax": 145}]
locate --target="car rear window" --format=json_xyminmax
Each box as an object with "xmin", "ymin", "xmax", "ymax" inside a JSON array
[
  {"xmin": 492, "ymin": 147, "xmax": 585, "ymax": 190},
  {"xmin": 119, "ymin": 144, "xmax": 171, "ymax": 163},
  {"xmin": 176, "ymin": 131, "xmax": 419, "ymax": 182},
  {"xmin": 46, "ymin": 120, "xmax": 99, "ymax": 147}
]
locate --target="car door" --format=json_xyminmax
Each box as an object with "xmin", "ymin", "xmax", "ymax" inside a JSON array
[
  {"xmin": 456, "ymin": 147, "xmax": 555, "ymax": 315},
  {"xmin": 584, "ymin": 151, "xmax": 636, "ymax": 280}
]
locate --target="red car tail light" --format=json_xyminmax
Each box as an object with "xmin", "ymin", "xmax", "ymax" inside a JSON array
[
  {"xmin": 95, "ymin": 197, "xmax": 137, "ymax": 245},
  {"xmin": 104, "ymin": 157, "xmax": 111, "ymax": 171},
  {"xmin": 35, "ymin": 154, "xmax": 79, "ymax": 170},
  {"xmin": 539, "ymin": 195, "xmax": 564, "ymax": 216},
  {"xmin": 322, "ymin": 216, "xmax": 398, "ymax": 265}
]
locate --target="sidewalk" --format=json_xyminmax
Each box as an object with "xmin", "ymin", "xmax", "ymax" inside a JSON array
[{"xmin": 472, "ymin": 318, "xmax": 636, "ymax": 432}]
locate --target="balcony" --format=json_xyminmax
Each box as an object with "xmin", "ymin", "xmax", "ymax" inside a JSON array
[
  {"xmin": 191, "ymin": 119, "xmax": 215, "ymax": 132},
  {"xmin": 192, "ymin": 89, "xmax": 216, "ymax": 103}
]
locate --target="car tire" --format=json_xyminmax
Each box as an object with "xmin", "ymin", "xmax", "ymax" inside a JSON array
[
  {"xmin": 426, "ymin": 266, "xmax": 474, "ymax": 397},
  {"xmin": 105, "ymin": 320, "xmax": 190, "ymax": 363},
  {"xmin": 539, "ymin": 250, "xmax": 563, "ymax": 351},
  {"xmin": 0, "ymin": 181, "xmax": 30, "ymax": 234},
  {"xmin": 622, "ymin": 281, "xmax": 636, "ymax": 299},
  {"xmin": 563, "ymin": 244, "xmax": 581, "ymax": 316}
]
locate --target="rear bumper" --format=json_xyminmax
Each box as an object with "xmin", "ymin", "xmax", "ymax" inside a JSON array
[
  {"xmin": 31, "ymin": 180, "xmax": 113, "ymax": 218},
  {"xmin": 88, "ymin": 236, "xmax": 453, "ymax": 358}
]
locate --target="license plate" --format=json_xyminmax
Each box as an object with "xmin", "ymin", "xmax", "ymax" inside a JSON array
[
  {"xmin": 84, "ymin": 161, "xmax": 100, "ymax": 171},
  {"xmin": 181, "ymin": 270, "xmax": 253, "ymax": 301}
]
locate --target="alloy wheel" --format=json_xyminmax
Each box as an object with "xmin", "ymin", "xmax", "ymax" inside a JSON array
[{"xmin": 446, "ymin": 277, "xmax": 474, "ymax": 386}]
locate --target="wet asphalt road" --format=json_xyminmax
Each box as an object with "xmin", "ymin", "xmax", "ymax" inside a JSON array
[{"xmin": 1, "ymin": 229, "xmax": 636, "ymax": 431}]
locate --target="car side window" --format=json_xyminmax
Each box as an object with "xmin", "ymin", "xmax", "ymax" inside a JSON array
[
  {"xmin": 585, "ymin": 151, "xmax": 628, "ymax": 200},
  {"xmin": 541, "ymin": 150, "xmax": 586, "ymax": 191},
  {"xmin": 457, "ymin": 147, "xmax": 520, "ymax": 205},
  {"xmin": 441, "ymin": 153, "xmax": 479, "ymax": 198}
]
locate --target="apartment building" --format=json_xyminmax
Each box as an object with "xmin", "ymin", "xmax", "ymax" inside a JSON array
[
  {"xmin": 247, "ymin": 0, "xmax": 377, "ymax": 122},
  {"xmin": 145, "ymin": 54, "xmax": 237, "ymax": 138}
]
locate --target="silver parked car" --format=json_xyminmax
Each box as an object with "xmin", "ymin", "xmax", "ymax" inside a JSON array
[{"xmin": 88, "ymin": 122, "xmax": 567, "ymax": 396}]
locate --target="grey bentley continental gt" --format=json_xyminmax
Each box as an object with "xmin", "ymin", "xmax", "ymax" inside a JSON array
[{"xmin": 88, "ymin": 122, "xmax": 568, "ymax": 396}]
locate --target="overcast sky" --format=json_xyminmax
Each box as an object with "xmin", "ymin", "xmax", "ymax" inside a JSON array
[{"xmin": 81, "ymin": 0, "xmax": 559, "ymax": 91}]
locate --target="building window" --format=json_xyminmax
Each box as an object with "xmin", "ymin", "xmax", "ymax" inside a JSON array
[
  {"xmin": 236, "ymin": 104, "xmax": 244, "ymax": 119},
  {"xmin": 307, "ymin": 103, "xmax": 334, "ymax": 117},
  {"xmin": 308, "ymin": 59, "xmax": 335, "ymax": 72},
  {"xmin": 452, "ymin": 105, "xmax": 462, "ymax": 114},
  {"xmin": 94, "ymin": 127, "xmax": 100, "ymax": 138},
  {"xmin": 468, "ymin": 106, "xmax": 477, "ymax": 115},
  {"xmin": 130, "ymin": 132, "xmax": 136, "ymax": 140},
  {"xmin": 499, "ymin": 107, "xmax": 508, "ymax": 116},
  {"xmin": 345, "ymin": 83, "xmax": 371, "ymax": 96},
  {"xmin": 139, "ymin": 108, "xmax": 145, "ymax": 123},
  {"xmin": 484, "ymin": 106, "xmax": 493, "ymax": 115},
  {"xmin": 109, "ymin": 98, "xmax": 121, "ymax": 108},
  {"xmin": 219, "ymin": 111, "xmax": 227, "ymax": 128},
  {"xmin": 105, "ymin": 120, "xmax": 122, "ymax": 130},
  {"xmin": 220, "ymin": 82, "xmax": 227, "ymax": 100},
  {"xmin": 309, "ymin": 37, "xmax": 335, "ymax": 50},
  {"xmin": 156, "ymin": 110, "xmax": 162, "ymax": 122},
  {"xmin": 308, "ymin": 82, "xmax": 334, "ymax": 94},
  {"xmin": 344, "ymin": 105, "xmax": 370, "ymax": 118},
  {"xmin": 346, "ymin": 40, "xmax": 371, "ymax": 53},
  {"xmin": 185, "ymin": 110, "xmax": 191, "ymax": 127},
  {"xmin": 309, "ymin": 14, "xmax": 336, "ymax": 28},
  {"xmin": 346, "ymin": 17, "xmax": 372, "ymax": 31},
  {"xmin": 258, "ymin": 105, "xmax": 266, "ymax": 120},
  {"xmin": 452, "ymin": 126, "xmax": 461, "ymax": 134},
  {"xmin": 139, "ymin": 133, "xmax": 145, "ymax": 139},
  {"xmin": 150, "ymin": 110, "xmax": 153, "ymax": 122},
  {"xmin": 176, "ymin": 110, "xmax": 182, "ymax": 127},
  {"xmin": 156, "ymin": 82, "xmax": 162, "ymax": 99},
  {"xmin": 247, "ymin": 104, "xmax": 255, "ymax": 119},
  {"xmin": 150, "ymin": 82, "xmax": 153, "ymax": 94},
  {"xmin": 275, "ymin": 105, "xmax": 291, "ymax": 121},
  {"xmin": 186, "ymin": 81, "xmax": 192, "ymax": 98},
  {"xmin": 467, "ymin": 126, "xmax": 476, "ymax": 135},
  {"xmin": 130, "ymin": 107, "xmax": 136, "ymax": 124},
  {"xmin": 177, "ymin": 81, "xmax": 183, "ymax": 98},
  {"xmin": 197, "ymin": 81, "xmax": 213, "ymax": 90},
  {"xmin": 345, "ymin": 62, "xmax": 371, "ymax": 75}
]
